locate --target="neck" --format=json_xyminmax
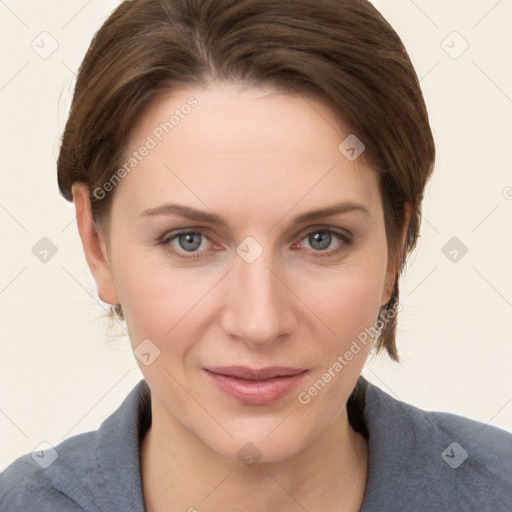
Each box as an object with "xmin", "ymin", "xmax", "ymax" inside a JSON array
[{"xmin": 140, "ymin": 396, "xmax": 368, "ymax": 512}]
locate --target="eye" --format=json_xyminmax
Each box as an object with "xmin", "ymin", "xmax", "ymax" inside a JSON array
[
  {"xmin": 160, "ymin": 230, "xmax": 214, "ymax": 257},
  {"xmin": 176, "ymin": 232, "xmax": 204, "ymax": 251},
  {"xmin": 305, "ymin": 230, "xmax": 334, "ymax": 251},
  {"xmin": 294, "ymin": 228, "xmax": 352, "ymax": 256}
]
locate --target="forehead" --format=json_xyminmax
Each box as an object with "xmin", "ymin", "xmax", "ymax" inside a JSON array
[{"xmin": 113, "ymin": 82, "xmax": 380, "ymax": 221}]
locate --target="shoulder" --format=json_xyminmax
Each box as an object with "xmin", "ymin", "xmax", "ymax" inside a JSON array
[
  {"xmin": 426, "ymin": 408, "xmax": 512, "ymax": 495},
  {"xmin": 0, "ymin": 380, "xmax": 149, "ymax": 512},
  {"xmin": 0, "ymin": 431, "xmax": 103, "ymax": 512},
  {"xmin": 431, "ymin": 407, "xmax": 512, "ymax": 460},
  {"xmin": 360, "ymin": 379, "xmax": 512, "ymax": 511}
]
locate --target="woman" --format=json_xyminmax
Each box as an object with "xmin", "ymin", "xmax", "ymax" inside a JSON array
[{"xmin": 1, "ymin": 0, "xmax": 511, "ymax": 510}]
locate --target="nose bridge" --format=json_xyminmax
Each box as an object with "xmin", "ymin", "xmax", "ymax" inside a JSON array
[{"xmin": 221, "ymin": 249, "xmax": 294, "ymax": 346}]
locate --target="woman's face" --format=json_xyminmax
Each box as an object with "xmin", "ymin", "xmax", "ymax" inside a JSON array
[{"xmin": 91, "ymin": 82, "xmax": 395, "ymax": 462}]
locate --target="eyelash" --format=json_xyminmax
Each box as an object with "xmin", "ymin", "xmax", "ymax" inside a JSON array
[{"xmin": 158, "ymin": 226, "xmax": 353, "ymax": 260}]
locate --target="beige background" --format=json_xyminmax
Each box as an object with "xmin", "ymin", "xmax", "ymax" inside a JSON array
[{"xmin": 1, "ymin": 0, "xmax": 511, "ymax": 470}]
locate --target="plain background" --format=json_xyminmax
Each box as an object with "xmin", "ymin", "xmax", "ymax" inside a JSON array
[{"xmin": 1, "ymin": 0, "xmax": 511, "ymax": 470}]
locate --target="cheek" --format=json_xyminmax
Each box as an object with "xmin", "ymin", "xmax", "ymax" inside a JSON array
[
  {"xmin": 109, "ymin": 248, "xmax": 195, "ymax": 343},
  {"xmin": 294, "ymin": 254, "xmax": 388, "ymax": 346}
]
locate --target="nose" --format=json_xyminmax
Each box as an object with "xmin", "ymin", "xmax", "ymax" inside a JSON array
[{"xmin": 220, "ymin": 250, "xmax": 297, "ymax": 348}]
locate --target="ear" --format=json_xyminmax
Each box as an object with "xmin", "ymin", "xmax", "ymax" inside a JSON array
[
  {"xmin": 381, "ymin": 202, "xmax": 412, "ymax": 306},
  {"xmin": 72, "ymin": 183, "xmax": 120, "ymax": 305}
]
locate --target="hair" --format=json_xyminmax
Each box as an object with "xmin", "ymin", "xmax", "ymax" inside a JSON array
[{"xmin": 57, "ymin": 0, "xmax": 435, "ymax": 361}]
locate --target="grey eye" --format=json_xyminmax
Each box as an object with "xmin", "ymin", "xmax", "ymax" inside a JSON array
[
  {"xmin": 177, "ymin": 233, "xmax": 203, "ymax": 251},
  {"xmin": 308, "ymin": 231, "xmax": 332, "ymax": 251}
]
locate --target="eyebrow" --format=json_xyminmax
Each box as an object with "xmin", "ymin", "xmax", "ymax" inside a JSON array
[{"xmin": 139, "ymin": 201, "xmax": 370, "ymax": 225}]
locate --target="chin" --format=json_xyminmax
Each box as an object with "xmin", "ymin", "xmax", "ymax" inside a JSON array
[
  {"xmin": 198, "ymin": 419, "xmax": 318, "ymax": 467},
  {"xmin": 226, "ymin": 438, "xmax": 305, "ymax": 467}
]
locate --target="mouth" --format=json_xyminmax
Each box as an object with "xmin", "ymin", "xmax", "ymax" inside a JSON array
[
  {"xmin": 206, "ymin": 366, "xmax": 307, "ymax": 380},
  {"xmin": 203, "ymin": 366, "xmax": 309, "ymax": 405}
]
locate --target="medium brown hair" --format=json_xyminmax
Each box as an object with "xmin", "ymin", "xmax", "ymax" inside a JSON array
[{"xmin": 57, "ymin": 0, "xmax": 435, "ymax": 361}]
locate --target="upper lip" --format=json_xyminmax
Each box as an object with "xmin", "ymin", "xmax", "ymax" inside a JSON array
[{"xmin": 205, "ymin": 366, "xmax": 307, "ymax": 381}]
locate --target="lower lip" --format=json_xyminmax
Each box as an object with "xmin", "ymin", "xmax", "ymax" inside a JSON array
[{"xmin": 204, "ymin": 370, "xmax": 308, "ymax": 405}]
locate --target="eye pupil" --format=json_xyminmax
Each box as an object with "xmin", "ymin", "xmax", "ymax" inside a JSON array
[
  {"xmin": 179, "ymin": 233, "xmax": 202, "ymax": 251},
  {"xmin": 309, "ymin": 231, "xmax": 331, "ymax": 250}
]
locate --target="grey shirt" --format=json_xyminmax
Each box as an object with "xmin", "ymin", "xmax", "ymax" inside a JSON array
[{"xmin": 1, "ymin": 377, "xmax": 511, "ymax": 511}]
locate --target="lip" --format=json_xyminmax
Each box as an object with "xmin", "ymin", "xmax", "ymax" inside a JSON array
[
  {"xmin": 204, "ymin": 366, "xmax": 308, "ymax": 405},
  {"xmin": 206, "ymin": 366, "xmax": 307, "ymax": 380}
]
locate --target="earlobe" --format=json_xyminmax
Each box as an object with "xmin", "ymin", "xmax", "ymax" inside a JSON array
[
  {"xmin": 381, "ymin": 270, "xmax": 396, "ymax": 306},
  {"xmin": 71, "ymin": 183, "xmax": 120, "ymax": 306}
]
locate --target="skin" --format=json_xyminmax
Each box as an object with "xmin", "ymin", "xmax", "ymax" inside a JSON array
[{"xmin": 73, "ymin": 81, "xmax": 402, "ymax": 511}]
